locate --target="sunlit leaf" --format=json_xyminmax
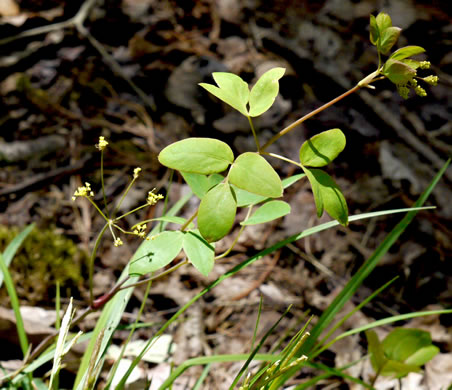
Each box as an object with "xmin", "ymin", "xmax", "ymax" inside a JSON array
[
  {"xmin": 369, "ymin": 15, "xmax": 379, "ymax": 45},
  {"xmin": 158, "ymin": 138, "xmax": 234, "ymax": 174},
  {"xmin": 181, "ymin": 172, "xmax": 224, "ymax": 199},
  {"xmin": 183, "ymin": 230, "xmax": 215, "ymax": 276},
  {"xmin": 229, "ymin": 152, "xmax": 282, "ymax": 198},
  {"xmin": 199, "ymin": 73, "xmax": 249, "ymax": 116},
  {"xmin": 389, "ymin": 46, "xmax": 425, "ymax": 61},
  {"xmin": 379, "ymin": 26, "xmax": 401, "ymax": 55},
  {"xmin": 129, "ymin": 231, "xmax": 184, "ymax": 275},
  {"xmin": 376, "ymin": 12, "xmax": 392, "ymax": 33},
  {"xmin": 248, "ymin": 67, "xmax": 285, "ymax": 117},
  {"xmin": 198, "ymin": 183, "xmax": 237, "ymax": 242},
  {"xmin": 299, "ymin": 128, "xmax": 346, "ymax": 167},
  {"xmin": 382, "ymin": 59, "xmax": 416, "ymax": 84},
  {"xmin": 241, "ymin": 200, "xmax": 291, "ymax": 226},
  {"xmin": 304, "ymin": 168, "xmax": 348, "ymax": 226}
]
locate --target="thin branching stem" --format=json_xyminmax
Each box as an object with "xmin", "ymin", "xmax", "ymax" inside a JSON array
[
  {"xmin": 181, "ymin": 210, "xmax": 198, "ymax": 231},
  {"xmin": 89, "ymin": 222, "xmax": 109, "ymax": 305},
  {"xmin": 261, "ymin": 152, "xmax": 301, "ymax": 167},
  {"xmin": 260, "ymin": 84, "xmax": 361, "ymax": 151},
  {"xmin": 100, "ymin": 151, "xmax": 109, "ymax": 218},
  {"xmin": 248, "ymin": 116, "xmax": 261, "ymax": 152}
]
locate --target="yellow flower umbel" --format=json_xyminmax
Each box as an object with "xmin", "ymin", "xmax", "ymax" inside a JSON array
[
  {"xmin": 113, "ymin": 237, "xmax": 123, "ymax": 247},
  {"xmin": 147, "ymin": 189, "xmax": 164, "ymax": 206},
  {"xmin": 96, "ymin": 136, "xmax": 108, "ymax": 151},
  {"xmin": 133, "ymin": 223, "xmax": 147, "ymax": 238},
  {"xmin": 72, "ymin": 182, "xmax": 94, "ymax": 201}
]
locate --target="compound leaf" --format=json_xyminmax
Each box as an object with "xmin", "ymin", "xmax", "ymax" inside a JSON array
[
  {"xmin": 379, "ymin": 26, "xmax": 401, "ymax": 55},
  {"xmin": 248, "ymin": 67, "xmax": 285, "ymax": 117},
  {"xmin": 199, "ymin": 73, "xmax": 249, "ymax": 116},
  {"xmin": 383, "ymin": 59, "xmax": 416, "ymax": 84},
  {"xmin": 241, "ymin": 200, "xmax": 291, "ymax": 226},
  {"xmin": 129, "ymin": 231, "xmax": 184, "ymax": 275},
  {"xmin": 198, "ymin": 183, "xmax": 237, "ymax": 242},
  {"xmin": 181, "ymin": 172, "xmax": 224, "ymax": 199},
  {"xmin": 389, "ymin": 46, "xmax": 425, "ymax": 61},
  {"xmin": 229, "ymin": 152, "xmax": 282, "ymax": 198},
  {"xmin": 183, "ymin": 230, "xmax": 215, "ymax": 276},
  {"xmin": 299, "ymin": 128, "xmax": 346, "ymax": 167},
  {"xmin": 159, "ymin": 138, "xmax": 234, "ymax": 174},
  {"xmin": 303, "ymin": 168, "xmax": 348, "ymax": 226}
]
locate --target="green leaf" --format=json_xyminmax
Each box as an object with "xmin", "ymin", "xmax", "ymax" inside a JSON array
[
  {"xmin": 366, "ymin": 330, "xmax": 387, "ymax": 374},
  {"xmin": 233, "ymin": 174, "xmax": 305, "ymax": 207},
  {"xmin": 405, "ymin": 345, "xmax": 439, "ymax": 366},
  {"xmin": 299, "ymin": 128, "xmax": 346, "ymax": 167},
  {"xmin": 382, "ymin": 59, "xmax": 416, "ymax": 84},
  {"xmin": 379, "ymin": 26, "xmax": 401, "ymax": 55},
  {"xmin": 303, "ymin": 168, "xmax": 348, "ymax": 226},
  {"xmin": 158, "ymin": 138, "xmax": 234, "ymax": 174},
  {"xmin": 248, "ymin": 67, "xmax": 285, "ymax": 117},
  {"xmin": 241, "ymin": 200, "xmax": 291, "ymax": 226},
  {"xmin": 401, "ymin": 59, "xmax": 421, "ymax": 70},
  {"xmin": 229, "ymin": 152, "xmax": 283, "ymax": 198},
  {"xmin": 199, "ymin": 73, "xmax": 249, "ymax": 116},
  {"xmin": 181, "ymin": 172, "xmax": 224, "ymax": 199},
  {"xmin": 183, "ymin": 231, "xmax": 215, "ymax": 276},
  {"xmin": 389, "ymin": 46, "xmax": 425, "ymax": 61},
  {"xmin": 198, "ymin": 183, "xmax": 237, "ymax": 242},
  {"xmin": 369, "ymin": 15, "xmax": 379, "ymax": 46},
  {"xmin": 129, "ymin": 231, "xmax": 184, "ymax": 275},
  {"xmin": 382, "ymin": 328, "xmax": 433, "ymax": 362},
  {"xmin": 376, "ymin": 12, "xmax": 392, "ymax": 33},
  {"xmin": 232, "ymin": 186, "xmax": 267, "ymax": 207}
]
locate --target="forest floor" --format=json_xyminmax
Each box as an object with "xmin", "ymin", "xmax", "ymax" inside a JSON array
[{"xmin": 0, "ymin": 0, "xmax": 451, "ymax": 389}]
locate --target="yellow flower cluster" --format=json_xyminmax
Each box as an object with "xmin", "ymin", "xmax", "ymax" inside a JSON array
[
  {"xmin": 72, "ymin": 182, "xmax": 94, "ymax": 201},
  {"xmin": 147, "ymin": 189, "xmax": 164, "ymax": 206},
  {"xmin": 133, "ymin": 167, "xmax": 141, "ymax": 179},
  {"xmin": 114, "ymin": 237, "xmax": 123, "ymax": 247},
  {"xmin": 133, "ymin": 223, "xmax": 147, "ymax": 238},
  {"xmin": 96, "ymin": 136, "xmax": 108, "ymax": 151}
]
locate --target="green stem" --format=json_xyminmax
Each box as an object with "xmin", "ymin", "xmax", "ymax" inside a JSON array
[
  {"xmin": 181, "ymin": 210, "xmax": 198, "ymax": 231},
  {"xmin": 89, "ymin": 222, "xmax": 109, "ymax": 305},
  {"xmin": 248, "ymin": 116, "xmax": 261, "ymax": 152},
  {"xmin": 160, "ymin": 170, "xmax": 173, "ymax": 233},
  {"xmin": 86, "ymin": 197, "xmax": 108, "ymax": 222},
  {"xmin": 112, "ymin": 176, "xmax": 138, "ymax": 218},
  {"xmin": 261, "ymin": 152, "xmax": 302, "ymax": 167},
  {"xmin": 260, "ymin": 84, "xmax": 361, "ymax": 152},
  {"xmin": 100, "ymin": 151, "xmax": 109, "ymax": 218},
  {"xmin": 115, "ymin": 204, "xmax": 148, "ymax": 221}
]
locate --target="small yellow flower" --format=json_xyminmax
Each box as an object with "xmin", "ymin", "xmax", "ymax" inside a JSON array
[
  {"xmin": 415, "ymin": 85, "xmax": 427, "ymax": 97},
  {"xmin": 423, "ymin": 75, "xmax": 438, "ymax": 86},
  {"xmin": 419, "ymin": 61, "xmax": 431, "ymax": 70},
  {"xmin": 147, "ymin": 189, "xmax": 164, "ymax": 206},
  {"xmin": 133, "ymin": 223, "xmax": 147, "ymax": 238},
  {"xmin": 96, "ymin": 136, "xmax": 108, "ymax": 151},
  {"xmin": 133, "ymin": 167, "xmax": 142, "ymax": 179},
  {"xmin": 72, "ymin": 182, "xmax": 94, "ymax": 201},
  {"xmin": 114, "ymin": 237, "xmax": 123, "ymax": 247}
]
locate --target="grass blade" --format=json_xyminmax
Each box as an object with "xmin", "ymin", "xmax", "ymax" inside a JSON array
[
  {"xmin": 0, "ymin": 252, "xmax": 29, "ymax": 357},
  {"xmin": 0, "ymin": 223, "xmax": 34, "ymax": 288}
]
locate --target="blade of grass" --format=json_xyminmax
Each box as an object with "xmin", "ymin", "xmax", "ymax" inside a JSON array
[
  {"xmin": 192, "ymin": 363, "xmax": 211, "ymax": 390},
  {"xmin": 0, "ymin": 252, "xmax": 29, "ymax": 357},
  {"xmin": 273, "ymin": 158, "xmax": 451, "ymax": 388},
  {"xmin": 229, "ymin": 305, "xmax": 292, "ymax": 389},
  {"xmin": 0, "ymin": 223, "xmax": 34, "ymax": 288},
  {"xmin": 115, "ymin": 205, "xmax": 435, "ymax": 389},
  {"xmin": 73, "ymin": 192, "xmax": 192, "ymax": 390},
  {"xmin": 315, "ymin": 276, "xmax": 398, "ymax": 353},
  {"xmin": 159, "ymin": 354, "xmax": 279, "ymax": 389},
  {"xmin": 313, "ymin": 308, "xmax": 452, "ymax": 359}
]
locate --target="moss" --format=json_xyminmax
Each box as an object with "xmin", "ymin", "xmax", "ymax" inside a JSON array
[{"xmin": 0, "ymin": 225, "xmax": 86, "ymax": 305}]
